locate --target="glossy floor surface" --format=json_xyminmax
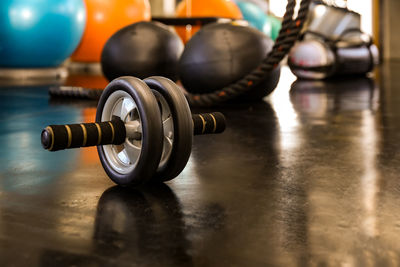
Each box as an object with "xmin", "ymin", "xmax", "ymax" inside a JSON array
[{"xmin": 1, "ymin": 63, "xmax": 400, "ymax": 266}]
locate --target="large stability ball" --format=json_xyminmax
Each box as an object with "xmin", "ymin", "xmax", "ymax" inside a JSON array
[
  {"xmin": 236, "ymin": 1, "xmax": 266, "ymax": 32},
  {"xmin": 234, "ymin": 0, "xmax": 269, "ymax": 13},
  {"xmin": 0, "ymin": 0, "xmax": 86, "ymax": 68},
  {"xmin": 236, "ymin": 1, "xmax": 281, "ymax": 41},
  {"xmin": 179, "ymin": 23, "xmax": 281, "ymax": 101},
  {"xmin": 264, "ymin": 15, "xmax": 281, "ymax": 41},
  {"xmin": 71, "ymin": 0, "xmax": 151, "ymax": 63},
  {"xmin": 101, "ymin": 22, "xmax": 184, "ymax": 82},
  {"xmin": 175, "ymin": 0, "xmax": 242, "ymax": 43}
]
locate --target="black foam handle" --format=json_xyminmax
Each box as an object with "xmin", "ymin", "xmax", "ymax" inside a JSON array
[
  {"xmin": 41, "ymin": 119, "xmax": 126, "ymax": 151},
  {"xmin": 192, "ymin": 112, "xmax": 226, "ymax": 135}
]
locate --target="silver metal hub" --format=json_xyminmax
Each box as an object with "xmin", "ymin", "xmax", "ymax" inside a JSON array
[
  {"xmin": 125, "ymin": 120, "xmax": 142, "ymax": 140},
  {"xmin": 101, "ymin": 90, "xmax": 142, "ymax": 175}
]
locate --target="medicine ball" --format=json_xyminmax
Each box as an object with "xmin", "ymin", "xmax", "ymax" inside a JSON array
[
  {"xmin": 178, "ymin": 23, "xmax": 280, "ymax": 101},
  {"xmin": 101, "ymin": 21, "xmax": 184, "ymax": 81}
]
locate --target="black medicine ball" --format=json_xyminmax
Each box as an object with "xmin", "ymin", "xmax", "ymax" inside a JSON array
[
  {"xmin": 178, "ymin": 23, "xmax": 280, "ymax": 100},
  {"xmin": 101, "ymin": 21, "xmax": 184, "ymax": 81}
]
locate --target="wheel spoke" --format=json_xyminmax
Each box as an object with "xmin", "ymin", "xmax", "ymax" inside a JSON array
[
  {"xmin": 112, "ymin": 99, "xmax": 123, "ymax": 118},
  {"xmin": 163, "ymin": 116, "xmax": 173, "ymax": 136},
  {"xmin": 161, "ymin": 107, "xmax": 172, "ymax": 121},
  {"xmin": 124, "ymin": 141, "xmax": 141, "ymax": 165},
  {"xmin": 117, "ymin": 149, "xmax": 130, "ymax": 165},
  {"xmin": 120, "ymin": 97, "xmax": 136, "ymax": 120},
  {"xmin": 113, "ymin": 97, "xmax": 135, "ymax": 120},
  {"xmin": 163, "ymin": 136, "xmax": 173, "ymax": 158}
]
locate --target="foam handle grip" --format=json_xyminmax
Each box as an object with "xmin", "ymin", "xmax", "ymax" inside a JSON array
[
  {"xmin": 192, "ymin": 112, "xmax": 226, "ymax": 135},
  {"xmin": 41, "ymin": 119, "xmax": 126, "ymax": 151}
]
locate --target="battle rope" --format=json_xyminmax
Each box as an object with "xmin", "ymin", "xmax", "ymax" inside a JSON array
[
  {"xmin": 48, "ymin": 0, "xmax": 312, "ymax": 105},
  {"xmin": 186, "ymin": 0, "xmax": 312, "ymax": 107}
]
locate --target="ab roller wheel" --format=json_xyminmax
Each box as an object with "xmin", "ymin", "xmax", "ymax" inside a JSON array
[
  {"xmin": 144, "ymin": 76, "xmax": 193, "ymax": 182},
  {"xmin": 41, "ymin": 76, "xmax": 226, "ymax": 186},
  {"xmin": 96, "ymin": 77, "xmax": 163, "ymax": 186}
]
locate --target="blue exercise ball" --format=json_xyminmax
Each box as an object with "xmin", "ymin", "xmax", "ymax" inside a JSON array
[
  {"xmin": 236, "ymin": 1, "xmax": 266, "ymax": 32},
  {"xmin": 234, "ymin": 0, "xmax": 268, "ymax": 13},
  {"xmin": 264, "ymin": 14, "xmax": 281, "ymax": 41},
  {"xmin": 0, "ymin": 0, "xmax": 86, "ymax": 68}
]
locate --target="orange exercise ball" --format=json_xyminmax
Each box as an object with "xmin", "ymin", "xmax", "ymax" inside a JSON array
[
  {"xmin": 71, "ymin": 0, "xmax": 151, "ymax": 63},
  {"xmin": 175, "ymin": 0, "xmax": 242, "ymax": 43}
]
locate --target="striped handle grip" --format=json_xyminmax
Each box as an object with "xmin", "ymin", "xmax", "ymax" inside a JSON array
[
  {"xmin": 192, "ymin": 112, "xmax": 226, "ymax": 135},
  {"xmin": 42, "ymin": 113, "xmax": 226, "ymax": 151},
  {"xmin": 41, "ymin": 119, "xmax": 126, "ymax": 151}
]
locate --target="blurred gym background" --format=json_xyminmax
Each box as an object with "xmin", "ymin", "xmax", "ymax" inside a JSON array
[{"xmin": 150, "ymin": 0, "xmax": 399, "ymax": 60}]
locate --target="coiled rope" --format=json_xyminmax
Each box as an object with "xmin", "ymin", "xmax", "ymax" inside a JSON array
[{"xmin": 186, "ymin": 0, "xmax": 311, "ymax": 106}]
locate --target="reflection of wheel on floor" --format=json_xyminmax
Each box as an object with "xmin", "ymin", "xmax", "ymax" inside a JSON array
[
  {"xmin": 93, "ymin": 185, "xmax": 192, "ymax": 264},
  {"xmin": 96, "ymin": 77, "xmax": 163, "ymax": 186},
  {"xmin": 145, "ymin": 76, "xmax": 193, "ymax": 182}
]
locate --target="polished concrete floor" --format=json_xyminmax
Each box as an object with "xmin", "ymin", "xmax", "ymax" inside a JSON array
[{"xmin": 0, "ymin": 63, "xmax": 400, "ymax": 266}]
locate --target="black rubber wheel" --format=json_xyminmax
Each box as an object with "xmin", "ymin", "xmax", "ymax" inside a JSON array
[
  {"xmin": 144, "ymin": 76, "xmax": 193, "ymax": 182},
  {"xmin": 96, "ymin": 76, "xmax": 163, "ymax": 186}
]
